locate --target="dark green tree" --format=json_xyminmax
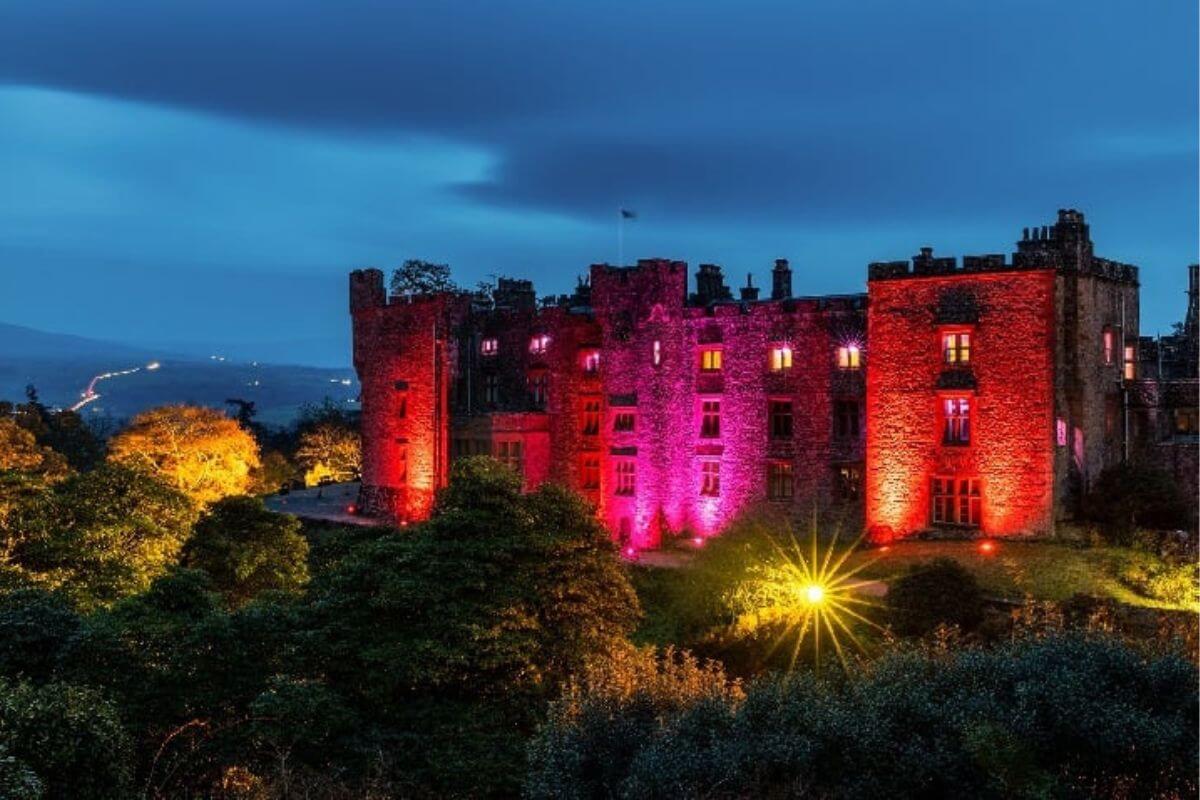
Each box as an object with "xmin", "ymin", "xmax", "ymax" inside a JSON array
[
  {"xmin": 388, "ymin": 258, "xmax": 457, "ymax": 296},
  {"xmin": 0, "ymin": 589, "xmax": 82, "ymax": 683},
  {"xmin": 0, "ymin": 679, "xmax": 133, "ymax": 800},
  {"xmin": 302, "ymin": 456, "xmax": 641, "ymax": 795},
  {"xmin": 184, "ymin": 496, "xmax": 309, "ymax": 607}
]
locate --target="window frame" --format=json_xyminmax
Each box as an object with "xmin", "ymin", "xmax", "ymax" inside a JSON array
[
  {"xmin": 931, "ymin": 476, "xmax": 981, "ymax": 527},
  {"xmin": 699, "ymin": 346, "xmax": 723, "ymax": 372},
  {"xmin": 769, "ymin": 343, "xmax": 793, "ymax": 372},
  {"xmin": 767, "ymin": 461, "xmax": 794, "ymax": 500},
  {"xmin": 614, "ymin": 460, "xmax": 636, "ymax": 496},
  {"xmin": 942, "ymin": 396, "xmax": 971, "ymax": 446},
  {"xmin": 699, "ymin": 460, "xmax": 721, "ymax": 497},
  {"xmin": 481, "ymin": 337, "xmax": 499, "ymax": 357},
  {"xmin": 941, "ymin": 330, "xmax": 971, "ymax": 365},
  {"xmin": 699, "ymin": 398, "xmax": 721, "ymax": 439},
  {"xmin": 836, "ymin": 344, "xmax": 861, "ymax": 370},
  {"xmin": 769, "ymin": 399, "xmax": 794, "ymax": 440}
]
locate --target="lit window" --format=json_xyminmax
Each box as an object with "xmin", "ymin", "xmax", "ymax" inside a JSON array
[
  {"xmin": 581, "ymin": 457, "xmax": 600, "ymax": 490},
  {"xmin": 495, "ymin": 440, "xmax": 523, "ymax": 474},
  {"xmin": 700, "ymin": 400, "xmax": 721, "ymax": 438},
  {"xmin": 582, "ymin": 399, "xmax": 601, "ymax": 436},
  {"xmin": 1056, "ymin": 418, "xmax": 1067, "ymax": 446},
  {"xmin": 836, "ymin": 344, "xmax": 861, "ymax": 370},
  {"xmin": 767, "ymin": 461, "xmax": 793, "ymax": 500},
  {"xmin": 653, "ymin": 340, "xmax": 662, "ymax": 366},
  {"xmin": 943, "ymin": 397, "xmax": 970, "ymax": 445},
  {"xmin": 700, "ymin": 461, "xmax": 721, "ymax": 496},
  {"xmin": 931, "ymin": 476, "xmax": 981, "ymax": 527},
  {"xmin": 615, "ymin": 461, "xmax": 636, "ymax": 495},
  {"xmin": 582, "ymin": 350, "xmax": 601, "ymax": 374},
  {"xmin": 528, "ymin": 372, "xmax": 548, "ymax": 408},
  {"xmin": 483, "ymin": 375, "xmax": 499, "ymax": 405},
  {"xmin": 769, "ymin": 344, "xmax": 793, "ymax": 372},
  {"xmin": 1102, "ymin": 328, "xmax": 1114, "ymax": 365},
  {"xmin": 835, "ymin": 465, "xmax": 861, "ymax": 502},
  {"xmin": 835, "ymin": 400, "xmax": 860, "ymax": 440},
  {"xmin": 613, "ymin": 411, "xmax": 636, "ymax": 432},
  {"xmin": 700, "ymin": 348, "xmax": 723, "ymax": 372},
  {"xmin": 942, "ymin": 332, "xmax": 970, "ymax": 365},
  {"xmin": 1174, "ymin": 408, "xmax": 1198, "ymax": 436},
  {"xmin": 769, "ymin": 400, "xmax": 793, "ymax": 440},
  {"xmin": 529, "ymin": 334, "xmax": 550, "ymax": 355},
  {"xmin": 1123, "ymin": 344, "xmax": 1136, "ymax": 381},
  {"xmin": 481, "ymin": 337, "xmax": 499, "ymax": 356}
]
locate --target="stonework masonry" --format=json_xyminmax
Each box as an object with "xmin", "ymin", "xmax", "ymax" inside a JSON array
[{"xmin": 351, "ymin": 210, "xmax": 1198, "ymax": 546}]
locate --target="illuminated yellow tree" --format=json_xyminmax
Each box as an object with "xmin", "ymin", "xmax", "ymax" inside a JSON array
[
  {"xmin": 0, "ymin": 418, "xmax": 69, "ymax": 525},
  {"xmin": 108, "ymin": 405, "xmax": 260, "ymax": 506},
  {"xmin": 295, "ymin": 422, "xmax": 360, "ymax": 485}
]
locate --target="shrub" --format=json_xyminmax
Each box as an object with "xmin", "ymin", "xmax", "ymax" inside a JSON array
[
  {"xmin": 184, "ymin": 496, "xmax": 309, "ymax": 607},
  {"xmin": 526, "ymin": 635, "xmax": 1199, "ymax": 799},
  {"xmin": 1084, "ymin": 462, "xmax": 1191, "ymax": 544},
  {"xmin": 886, "ymin": 557, "xmax": 985, "ymax": 636},
  {"xmin": 0, "ymin": 679, "xmax": 134, "ymax": 800}
]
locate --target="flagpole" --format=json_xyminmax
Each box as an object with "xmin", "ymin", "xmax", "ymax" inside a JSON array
[{"xmin": 617, "ymin": 206, "xmax": 624, "ymax": 267}]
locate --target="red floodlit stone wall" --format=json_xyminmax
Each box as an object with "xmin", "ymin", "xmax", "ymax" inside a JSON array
[
  {"xmin": 866, "ymin": 268, "xmax": 1058, "ymax": 539},
  {"xmin": 351, "ymin": 269, "xmax": 459, "ymax": 521}
]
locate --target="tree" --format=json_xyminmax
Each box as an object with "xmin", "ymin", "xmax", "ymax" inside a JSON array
[
  {"xmin": 0, "ymin": 589, "xmax": 83, "ymax": 683},
  {"xmin": 0, "ymin": 679, "xmax": 134, "ymax": 800},
  {"xmin": 0, "ymin": 419, "xmax": 69, "ymax": 527},
  {"xmin": 0, "ymin": 419, "xmax": 68, "ymax": 478},
  {"xmin": 294, "ymin": 423, "xmax": 360, "ymax": 485},
  {"xmin": 388, "ymin": 259, "xmax": 457, "ymax": 296},
  {"xmin": 302, "ymin": 456, "xmax": 640, "ymax": 795},
  {"xmin": 184, "ymin": 496, "xmax": 309, "ymax": 607},
  {"xmin": 108, "ymin": 405, "xmax": 260, "ymax": 506},
  {"xmin": 3, "ymin": 465, "xmax": 198, "ymax": 610},
  {"xmin": 250, "ymin": 450, "xmax": 298, "ymax": 495},
  {"xmin": 0, "ymin": 390, "xmax": 103, "ymax": 471}
]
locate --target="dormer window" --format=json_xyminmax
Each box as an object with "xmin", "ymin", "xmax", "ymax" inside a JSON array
[
  {"xmin": 700, "ymin": 347, "xmax": 723, "ymax": 372},
  {"xmin": 481, "ymin": 338, "xmax": 499, "ymax": 357},
  {"xmin": 942, "ymin": 332, "xmax": 970, "ymax": 365},
  {"xmin": 529, "ymin": 334, "xmax": 550, "ymax": 355},
  {"xmin": 769, "ymin": 344, "xmax": 793, "ymax": 372},
  {"xmin": 836, "ymin": 345, "xmax": 861, "ymax": 370},
  {"xmin": 581, "ymin": 350, "xmax": 601, "ymax": 374}
]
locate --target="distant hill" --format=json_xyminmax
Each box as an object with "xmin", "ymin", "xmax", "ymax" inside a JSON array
[{"xmin": 0, "ymin": 323, "xmax": 358, "ymax": 426}]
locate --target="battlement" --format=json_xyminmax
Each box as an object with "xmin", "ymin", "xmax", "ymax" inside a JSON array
[{"xmin": 868, "ymin": 248, "xmax": 1032, "ymax": 280}]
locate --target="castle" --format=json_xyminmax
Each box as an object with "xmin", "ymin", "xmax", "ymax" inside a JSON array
[{"xmin": 350, "ymin": 210, "xmax": 1198, "ymax": 548}]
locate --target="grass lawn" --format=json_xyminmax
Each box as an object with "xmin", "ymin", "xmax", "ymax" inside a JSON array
[{"xmin": 844, "ymin": 539, "xmax": 1186, "ymax": 609}]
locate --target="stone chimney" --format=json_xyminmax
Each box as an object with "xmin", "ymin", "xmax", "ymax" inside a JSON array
[
  {"xmin": 771, "ymin": 259, "xmax": 792, "ymax": 300},
  {"xmin": 740, "ymin": 273, "xmax": 760, "ymax": 302}
]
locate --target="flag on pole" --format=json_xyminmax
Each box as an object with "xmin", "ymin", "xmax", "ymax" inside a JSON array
[{"xmin": 620, "ymin": 208, "xmax": 637, "ymax": 219}]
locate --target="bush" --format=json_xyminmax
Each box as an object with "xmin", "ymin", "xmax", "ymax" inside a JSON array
[
  {"xmin": 886, "ymin": 557, "xmax": 985, "ymax": 636},
  {"xmin": 526, "ymin": 635, "xmax": 1199, "ymax": 799},
  {"xmin": 1085, "ymin": 462, "xmax": 1191, "ymax": 544},
  {"xmin": 0, "ymin": 679, "xmax": 134, "ymax": 800},
  {"xmin": 1117, "ymin": 555, "xmax": 1200, "ymax": 610},
  {"xmin": 184, "ymin": 496, "xmax": 309, "ymax": 607}
]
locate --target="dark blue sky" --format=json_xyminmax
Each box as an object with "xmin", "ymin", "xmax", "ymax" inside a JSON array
[{"xmin": 1, "ymin": 0, "xmax": 1195, "ymax": 366}]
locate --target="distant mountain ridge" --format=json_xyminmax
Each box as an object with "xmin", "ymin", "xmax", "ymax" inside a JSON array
[{"xmin": 0, "ymin": 322, "xmax": 358, "ymax": 426}]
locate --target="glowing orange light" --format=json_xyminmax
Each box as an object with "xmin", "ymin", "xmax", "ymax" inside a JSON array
[
  {"xmin": 878, "ymin": 545, "xmax": 890, "ymax": 553},
  {"xmin": 692, "ymin": 536, "xmax": 704, "ymax": 547},
  {"xmin": 978, "ymin": 540, "xmax": 996, "ymax": 555},
  {"xmin": 346, "ymin": 504, "xmax": 357, "ymax": 514}
]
